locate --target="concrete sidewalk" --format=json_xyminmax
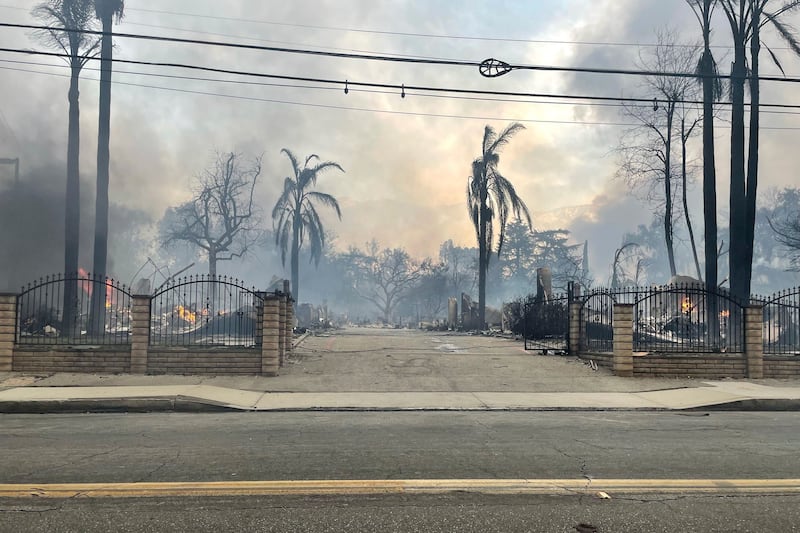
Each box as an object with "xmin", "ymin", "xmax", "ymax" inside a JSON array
[
  {"xmin": 1, "ymin": 380, "xmax": 799, "ymax": 413},
  {"xmin": 1, "ymin": 328, "xmax": 799, "ymax": 413}
]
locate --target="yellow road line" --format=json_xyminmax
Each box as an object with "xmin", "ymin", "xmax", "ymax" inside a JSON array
[{"xmin": 1, "ymin": 479, "xmax": 799, "ymax": 498}]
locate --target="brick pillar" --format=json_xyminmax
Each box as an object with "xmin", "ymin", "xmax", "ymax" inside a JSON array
[
  {"xmin": 261, "ymin": 296, "xmax": 280, "ymax": 376},
  {"xmin": 130, "ymin": 294, "xmax": 151, "ymax": 374},
  {"xmin": 568, "ymin": 302, "xmax": 583, "ymax": 356},
  {"xmin": 278, "ymin": 294, "xmax": 287, "ymax": 366},
  {"xmin": 0, "ymin": 293, "xmax": 16, "ymax": 371},
  {"xmin": 254, "ymin": 292, "xmax": 265, "ymax": 345},
  {"xmin": 286, "ymin": 298, "xmax": 295, "ymax": 356},
  {"xmin": 744, "ymin": 304, "xmax": 764, "ymax": 379},
  {"xmin": 613, "ymin": 303, "xmax": 634, "ymax": 377}
]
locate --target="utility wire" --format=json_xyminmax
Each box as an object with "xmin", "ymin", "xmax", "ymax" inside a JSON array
[
  {"xmin": 2, "ymin": 2, "xmax": 797, "ymax": 53},
  {"xmin": 3, "ymin": 45, "xmax": 800, "ymax": 111},
  {"xmin": 4, "ymin": 22, "xmax": 800, "ymax": 84},
  {"xmin": 3, "ymin": 62, "xmax": 800, "ymax": 131},
  {"xmin": 5, "ymin": 56, "xmax": 800, "ymax": 117},
  {"xmin": 109, "ymin": 5, "xmax": 800, "ymax": 52}
]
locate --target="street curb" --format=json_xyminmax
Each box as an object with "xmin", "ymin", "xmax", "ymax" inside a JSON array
[
  {"xmin": 0, "ymin": 397, "xmax": 234, "ymax": 414},
  {"xmin": 1, "ymin": 398, "xmax": 798, "ymax": 414},
  {"xmin": 695, "ymin": 399, "xmax": 800, "ymax": 412}
]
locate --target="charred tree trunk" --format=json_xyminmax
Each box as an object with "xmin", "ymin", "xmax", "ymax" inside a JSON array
[
  {"xmin": 291, "ymin": 210, "xmax": 301, "ymax": 304},
  {"xmin": 90, "ymin": 14, "xmax": 114, "ymax": 335},
  {"xmin": 477, "ymin": 189, "xmax": 489, "ymax": 330},
  {"xmin": 744, "ymin": 6, "xmax": 762, "ymax": 302},
  {"xmin": 664, "ymin": 102, "xmax": 677, "ymax": 277},
  {"xmin": 63, "ymin": 63, "xmax": 81, "ymax": 337},
  {"xmin": 682, "ymin": 117, "xmax": 703, "ymax": 281},
  {"xmin": 729, "ymin": 39, "xmax": 748, "ymax": 303}
]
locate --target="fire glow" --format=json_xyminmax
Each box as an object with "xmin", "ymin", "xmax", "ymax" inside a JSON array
[
  {"xmin": 681, "ymin": 297, "xmax": 693, "ymax": 314},
  {"xmin": 176, "ymin": 305, "xmax": 197, "ymax": 324}
]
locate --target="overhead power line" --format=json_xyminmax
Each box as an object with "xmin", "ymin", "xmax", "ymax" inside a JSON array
[
  {"xmin": 4, "ymin": 22, "xmax": 800, "ymax": 84},
  {"xmin": 2, "ymin": 45, "xmax": 800, "ymax": 112},
  {"xmin": 3, "ymin": 61, "xmax": 800, "ymax": 131},
  {"xmin": 4, "ymin": 56, "xmax": 800, "ymax": 117}
]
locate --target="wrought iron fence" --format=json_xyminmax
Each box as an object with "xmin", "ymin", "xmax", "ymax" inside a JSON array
[
  {"xmin": 16, "ymin": 273, "xmax": 132, "ymax": 345},
  {"xmin": 523, "ymin": 292, "xmax": 570, "ymax": 352},
  {"xmin": 759, "ymin": 287, "xmax": 800, "ymax": 355},
  {"xmin": 580, "ymin": 290, "xmax": 616, "ymax": 353},
  {"xmin": 150, "ymin": 275, "xmax": 264, "ymax": 347},
  {"xmin": 632, "ymin": 284, "xmax": 744, "ymax": 353}
]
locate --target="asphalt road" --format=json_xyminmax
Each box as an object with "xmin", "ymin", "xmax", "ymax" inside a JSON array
[{"xmin": 1, "ymin": 411, "xmax": 799, "ymax": 531}]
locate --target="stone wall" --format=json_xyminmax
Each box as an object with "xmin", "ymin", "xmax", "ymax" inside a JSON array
[
  {"xmin": 5, "ymin": 283, "xmax": 294, "ymax": 376},
  {"xmin": 632, "ymin": 354, "xmax": 747, "ymax": 379},
  {"xmin": 13, "ymin": 347, "xmax": 131, "ymax": 373},
  {"xmin": 764, "ymin": 357, "xmax": 800, "ymax": 379},
  {"xmin": 147, "ymin": 348, "xmax": 261, "ymax": 375}
]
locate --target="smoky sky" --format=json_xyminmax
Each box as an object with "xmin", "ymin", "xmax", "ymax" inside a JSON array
[{"xmin": 1, "ymin": 0, "xmax": 800, "ymax": 288}]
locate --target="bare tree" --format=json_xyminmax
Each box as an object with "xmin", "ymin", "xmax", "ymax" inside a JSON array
[
  {"xmin": 347, "ymin": 241, "xmax": 431, "ymax": 323},
  {"xmin": 616, "ymin": 30, "xmax": 700, "ymax": 279},
  {"xmin": 611, "ymin": 242, "xmax": 645, "ymax": 288},
  {"xmin": 161, "ymin": 152, "xmax": 262, "ymax": 278},
  {"xmin": 769, "ymin": 216, "xmax": 800, "ymax": 271}
]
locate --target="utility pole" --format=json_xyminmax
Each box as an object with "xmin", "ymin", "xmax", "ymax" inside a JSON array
[{"xmin": 0, "ymin": 157, "xmax": 19, "ymax": 187}]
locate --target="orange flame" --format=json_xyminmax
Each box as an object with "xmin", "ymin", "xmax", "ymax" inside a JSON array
[
  {"xmin": 720, "ymin": 310, "xmax": 731, "ymax": 318},
  {"xmin": 681, "ymin": 297, "xmax": 692, "ymax": 314},
  {"xmin": 176, "ymin": 305, "xmax": 196, "ymax": 324},
  {"xmin": 78, "ymin": 268, "xmax": 114, "ymax": 309}
]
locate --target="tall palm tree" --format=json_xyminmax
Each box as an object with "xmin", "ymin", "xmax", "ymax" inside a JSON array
[
  {"xmin": 90, "ymin": 0, "xmax": 123, "ymax": 333},
  {"xmin": 687, "ymin": 0, "xmax": 723, "ymax": 296},
  {"xmin": 468, "ymin": 123, "xmax": 532, "ymax": 329},
  {"xmin": 272, "ymin": 149, "xmax": 344, "ymax": 303},
  {"xmin": 720, "ymin": 0, "xmax": 800, "ymax": 301},
  {"xmin": 32, "ymin": 0, "xmax": 99, "ymax": 336}
]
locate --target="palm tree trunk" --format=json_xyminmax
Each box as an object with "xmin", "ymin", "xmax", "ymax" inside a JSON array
[
  {"xmin": 90, "ymin": 13, "xmax": 113, "ymax": 334},
  {"xmin": 744, "ymin": 5, "xmax": 762, "ymax": 301},
  {"xmin": 291, "ymin": 216, "xmax": 300, "ymax": 304},
  {"xmin": 63, "ymin": 64, "xmax": 81, "ymax": 337},
  {"xmin": 477, "ymin": 198, "xmax": 488, "ymax": 330},
  {"xmin": 700, "ymin": 0, "xmax": 719, "ymax": 346},
  {"xmin": 682, "ymin": 118, "xmax": 703, "ymax": 280},
  {"xmin": 729, "ymin": 38, "xmax": 748, "ymax": 302}
]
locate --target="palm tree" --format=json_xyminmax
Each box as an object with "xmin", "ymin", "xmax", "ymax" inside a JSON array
[
  {"xmin": 89, "ymin": 0, "xmax": 123, "ymax": 333},
  {"xmin": 272, "ymin": 149, "xmax": 344, "ymax": 303},
  {"xmin": 689, "ymin": 0, "xmax": 724, "ymax": 345},
  {"xmin": 467, "ymin": 123, "xmax": 532, "ymax": 329},
  {"xmin": 32, "ymin": 0, "xmax": 100, "ymax": 336},
  {"xmin": 687, "ymin": 0, "xmax": 723, "ymax": 293},
  {"xmin": 720, "ymin": 0, "xmax": 800, "ymax": 301}
]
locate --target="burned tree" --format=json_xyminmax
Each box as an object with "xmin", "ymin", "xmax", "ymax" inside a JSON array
[
  {"xmin": 32, "ymin": 0, "xmax": 100, "ymax": 335},
  {"xmin": 616, "ymin": 30, "xmax": 700, "ymax": 279},
  {"xmin": 347, "ymin": 241, "xmax": 430, "ymax": 323},
  {"xmin": 468, "ymin": 123, "xmax": 532, "ymax": 329},
  {"xmin": 161, "ymin": 152, "xmax": 262, "ymax": 278},
  {"xmin": 272, "ymin": 149, "xmax": 343, "ymax": 303}
]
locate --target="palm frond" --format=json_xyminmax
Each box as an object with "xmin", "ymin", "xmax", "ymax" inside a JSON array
[
  {"xmin": 306, "ymin": 191, "xmax": 342, "ymax": 219},
  {"xmin": 763, "ymin": 9, "xmax": 800, "ymax": 57},
  {"xmin": 487, "ymin": 122, "xmax": 525, "ymax": 155},
  {"xmin": 280, "ymin": 148, "xmax": 302, "ymax": 180}
]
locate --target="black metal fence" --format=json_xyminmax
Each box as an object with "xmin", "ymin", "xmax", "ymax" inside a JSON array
[
  {"xmin": 759, "ymin": 288, "xmax": 800, "ymax": 355},
  {"xmin": 581, "ymin": 290, "xmax": 616, "ymax": 353},
  {"xmin": 632, "ymin": 284, "xmax": 744, "ymax": 353},
  {"xmin": 523, "ymin": 292, "xmax": 570, "ymax": 352},
  {"xmin": 16, "ymin": 273, "xmax": 132, "ymax": 345},
  {"xmin": 150, "ymin": 275, "xmax": 265, "ymax": 347}
]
